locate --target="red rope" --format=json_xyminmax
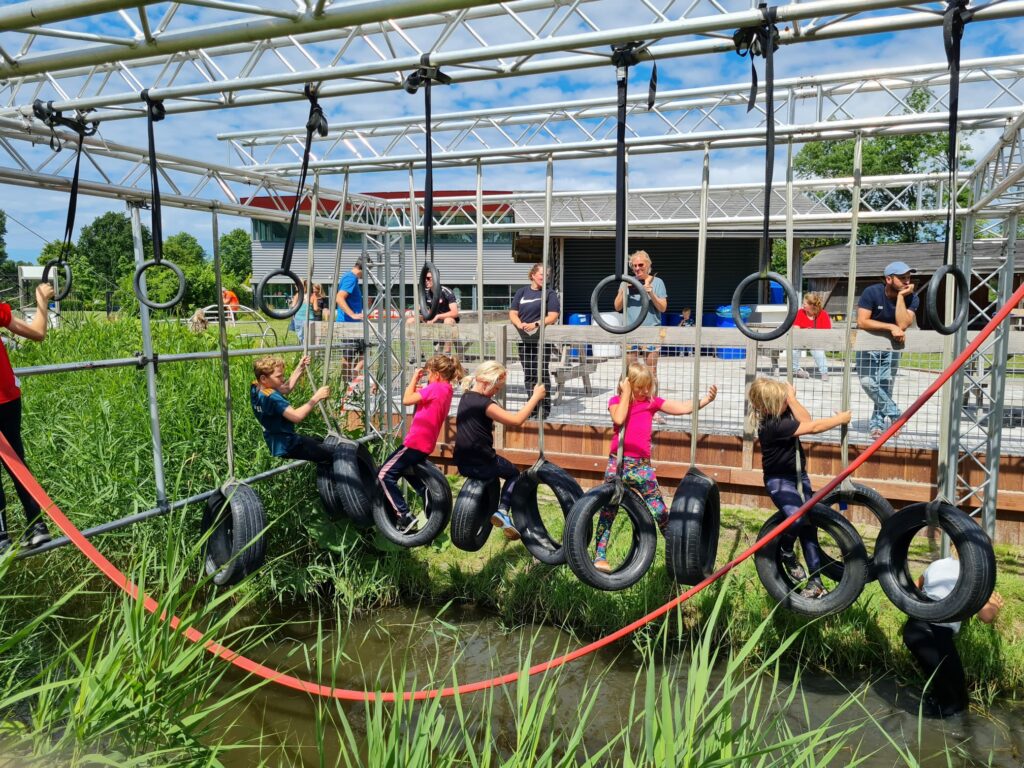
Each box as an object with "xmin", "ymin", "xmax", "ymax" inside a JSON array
[{"xmin": 3, "ymin": 282, "xmax": 1019, "ymax": 702}]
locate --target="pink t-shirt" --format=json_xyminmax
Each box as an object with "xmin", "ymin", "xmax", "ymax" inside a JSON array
[
  {"xmin": 607, "ymin": 395, "xmax": 665, "ymax": 459},
  {"xmin": 403, "ymin": 381, "xmax": 454, "ymax": 453}
]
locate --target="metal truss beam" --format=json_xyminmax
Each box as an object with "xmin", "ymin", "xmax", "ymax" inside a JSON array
[
  {"xmin": 6, "ymin": 1, "xmax": 1017, "ymax": 123},
  {"xmin": 970, "ymin": 112, "xmax": 1024, "ymax": 213}
]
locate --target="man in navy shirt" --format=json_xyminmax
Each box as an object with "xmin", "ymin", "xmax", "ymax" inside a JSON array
[
  {"xmin": 509, "ymin": 263, "xmax": 560, "ymax": 417},
  {"xmin": 856, "ymin": 260, "xmax": 919, "ymax": 437}
]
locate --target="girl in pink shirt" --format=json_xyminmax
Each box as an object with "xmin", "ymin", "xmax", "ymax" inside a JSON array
[
  {"xmin": 593, "ymin": 363, "xmax": 717, "ymax": 572},
  {"xmin": 378, "ymin": 354, "xmax": 464, "ymax": 532}
]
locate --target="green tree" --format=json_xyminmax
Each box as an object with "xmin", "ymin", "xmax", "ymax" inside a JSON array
[
  {"xmin": 162, "ymin": 232, "xmax": 206, "ymax": 269},
  {"xmin": 74, "ymin": 211, "xmax": 151, "ymax": 305},
  {"xmin": 0, "ymin": 210, "xmax": 7, "ymax": 263},
  {"xmin": 218, "ymin": 228, "xmax": 252, "ymax": 283},
  {"xmin": 37, "ymin": 239, "xmax": 77, "ymax": 266}
]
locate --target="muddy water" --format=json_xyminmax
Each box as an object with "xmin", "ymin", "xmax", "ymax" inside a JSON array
[{"xmin": 219, "ymin": 604, "xmax": 1023, "ymax": 766}]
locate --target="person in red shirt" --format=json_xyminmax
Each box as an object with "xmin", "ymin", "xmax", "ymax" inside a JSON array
[
  {"xmin": 0, "ymin": 282, "xmax": 56, "ymax": 553},
  {"xmin": 791, "ymin": 292, "xmax": 832, "ymax": 381},
  {"xmin": 222, "ymin": 287, "xmax": 240, "ymax": 324}
]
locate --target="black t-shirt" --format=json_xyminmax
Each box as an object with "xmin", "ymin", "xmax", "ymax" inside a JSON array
[
  {"xmin": 758, "ymin": 408, "xmax": 805, "ymax": 478},
  {"xmin": 510, "ymin": 286, "xmax": 561, "ymax": 324},
  {"xmin": 454, "ymin": 391, "xmax": 495, "ymax": 467},
  {"xmin": 435, "ymin": 286, "xmax": 459, "ymax": 322}
]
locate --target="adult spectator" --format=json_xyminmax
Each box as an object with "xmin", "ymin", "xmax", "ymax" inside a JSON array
[
  {"xmin": 902, "ymin": 556, "xmax": 1003, "ymax": 718},
  {"xmin": 615, "ymin": 250, "xmax": 668, "ymax": 376},
  {"xmin": 792, "ymin": 292, "xmax": 832, "ymax": 381},
  {"xmin": 856, "ymin": 261, "xmax": 919, "ymax": 438},
  {"xmin": 222, "ymin": 286, "xmax": 240, "ymax": 325},
  {"xmin": 336, "ymin": 258, "xmax": 367, "ymax": 399},
  {"xmin": 407, "ymin": 271, "xmax": 460, "ymax": 354},
  {"xmin": 289, "ymin": 281, "xmax": 323, "ymax": 344},
  {"xmin": 509, "ymin": 264, "xmax": 560, "ymax": 418}
]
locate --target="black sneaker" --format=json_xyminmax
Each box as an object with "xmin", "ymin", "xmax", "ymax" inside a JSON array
[
  {"xmin": 799, "ymin": 579, "xmax": 828, "ymax": 599},
  {"xmin": 20, "ymin": 522, "xmax": 51, "ymax": 549},
  {"xmin": 395, "ymin": 513, "xmax": 419, "ymax": 534},
  {"xmin": 780, "ymin": 549, "xmax": 806, "ymax": 582}
]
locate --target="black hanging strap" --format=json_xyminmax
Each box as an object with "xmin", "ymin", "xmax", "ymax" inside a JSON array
[
  {"xmin": 734, "ymin": 3, "xmax": 780, "ymax": 278},
  {"xmin": 282, "ymin": 84, "xmax": 328, "ymax": 275},
  {"xmin": 141, "ymin": 90, "xmax": 167, "ymax": 266},
  {"xmin": 942, "ymin": 0, "xmax": 973, "ymax": 268}
]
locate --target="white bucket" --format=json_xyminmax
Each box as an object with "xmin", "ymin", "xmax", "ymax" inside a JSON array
[{"xmin": 593, "ymin": 312, "xmax": 623, "ymax": 358}]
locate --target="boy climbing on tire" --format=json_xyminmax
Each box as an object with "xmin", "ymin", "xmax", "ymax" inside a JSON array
[{"xmin": 251, "ymin": 354, "xmax": 332, "ymax": 463}]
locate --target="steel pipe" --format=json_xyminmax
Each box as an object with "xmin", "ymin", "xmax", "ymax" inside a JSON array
[{"xmin": 0, "ymin": 0, "xmax": 155, "ymax": 32}]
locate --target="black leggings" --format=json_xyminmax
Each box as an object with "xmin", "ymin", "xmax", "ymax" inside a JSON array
[
  {"xmin": 0, "ymin": 398, "xmax": 41, "ymax": 531},
  {"xmin": 902, "ymin": 619, "xmax": 968, "ymax": 715},
  {"xmin": 458, "ymin": 455, "xmax": 519, "ymax": 510},
  {"xmin": 283, "ymin": 436, "xmax": 335, "ymax": 464}
]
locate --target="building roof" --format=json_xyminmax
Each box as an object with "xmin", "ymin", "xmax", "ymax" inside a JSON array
[{"xmin": 804, "ymin": 240, "xmax": 1014, "ymax": 278}]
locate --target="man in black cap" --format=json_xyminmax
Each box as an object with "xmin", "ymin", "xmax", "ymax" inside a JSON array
[{"xmin": 856, "ymin": 260, "xmax": 919, "ymax": 438}]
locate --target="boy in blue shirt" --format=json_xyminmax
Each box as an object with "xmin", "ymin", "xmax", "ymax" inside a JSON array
[{"xmin": 251, "ymin": 354, "xmax": 333, "ymax": 462}]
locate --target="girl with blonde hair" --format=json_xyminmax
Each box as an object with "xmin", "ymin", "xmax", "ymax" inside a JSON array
[
  {"xmin": 747, "ymin": 377, "xmax": 851, "ymax": 598},
  {"xmin": 593, "ymin": 363, "xmax": 717, "ymax": 572},
  {"xmin": 454, "ymin": 361, "xmax": 546, "ymax": 539}
]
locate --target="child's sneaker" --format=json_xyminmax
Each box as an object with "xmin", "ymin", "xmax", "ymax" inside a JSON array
[
  {"xmin": 490, "ymin": 509, "xmax": 520, "ymax": 541},
  {"xmin": 21, "ymin": 522, "xmax": 51, "ymax": 549},
  {"xmin": 396, "ymin": 512, "xmax": 419, "ymax": 534},
  {"xmin": 780, "ymin": 549, "xmax": 806, "ymax": 582},
  {"xmin": 800, "ymin": 579, "xmax": 828, "ymax": 599},
  {"xmin": 593, "ymin": 557, "xmax": 612, "ymax": 573}
]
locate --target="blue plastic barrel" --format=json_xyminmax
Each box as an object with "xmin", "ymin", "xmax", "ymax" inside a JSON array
[
  {"xmin": 716, "ymin": 313, "xmax": 746, "ymax": 359},
  {"xmin": 769, "ymin": 281, "xmax": 784, "ymax": 304},
  {"xmin": 568, "ymin": 313, "xmax": 592, "ymax": 358}
]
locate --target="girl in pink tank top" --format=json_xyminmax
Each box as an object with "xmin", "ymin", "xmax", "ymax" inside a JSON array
[{"xmin": 593, "ymin": 363, "xmax": 718, "ymax": 573}]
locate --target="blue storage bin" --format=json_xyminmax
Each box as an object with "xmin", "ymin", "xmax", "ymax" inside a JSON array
[
  {"xmin": 567, "ymin": 313, "xmax": 592, "ymax": 358},
  {"xmin": 769, "ymin": 281, "xmax": 784, "ymax": 304},
  {"xmin": 716, "ymin": 307, "xmax": 747, "ymax": 359},
  {"xmin": 717, "ymin": 346, "xmax": 747, "ymax": 360}
]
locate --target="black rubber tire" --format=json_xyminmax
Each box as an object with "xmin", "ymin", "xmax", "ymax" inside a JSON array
[
  {"xmin": 451, "ymin": 477, "xmax": 499, "ymax": 552},
  {"xmin": 201, "ymin": 482, "xmax": 267, "ymax": 587},
  {"xmin": 315, "ymin": 437, "xmax": 376, "ymax": 528},
  {"xmin": 419, "ymin": 260, "xmax": 442, "ymax": 321},
  {"xmin": 665, "ymin": 467, "xmax": 721, "ymax": 586},
  {"xmin": 133, "ymin": 259, "xmax": 186, "ymax": 311},
  {"xmin": 925, "ymin": 264, "xmax": 969, "ymax": 336},
  {"xmin": 876, "ymin": 502, "xmax": 996, "ymax": 623},
  {"xmin": 730, "ymin": 271, "xmax": 798, "ymax": 341},
  {"xmin": 754, "ymin": 504, "xmax": 869, "ymax": 617},
  {"xmin": 42, "ymin": 260, "xmax": 72, "ymax": 302},
  {"xmin": 372, "ymin": 460, "xmax": 452, "ymax": 547},
  {"xmin": 256, "ymin": 268, "xmax": 303, "ymax": 320},
  {"xmin": 512, "ymin": 461, "xmax": 584, "ymax": 566},
  {"xmin": 819, "ymin": 481, "xmax": 895, "ymax": 583},
  {"xmin": 590, "ymin": 274, "xmax": 650, "ymax": 334},
  {"xmin": 564, "ymin": 483, "xmax": 658, "ymax": 591}
]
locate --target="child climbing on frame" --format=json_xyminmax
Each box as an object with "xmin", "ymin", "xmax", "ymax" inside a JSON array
[
  {"xmin": 747, "ymin": 378, "xmax": 851, "ymax": 599},
  {"xmin": 454, "ymin": 361, "xmax": 546, "ymax": 540},
  {"xmin": 251, "ymin": 354, "xmax": 332, "ymax": 463},
  {"xmin": 593, "ymin": 363, "xmax": 717, "ymax": 572},
  {"xmin": 377, "ymin": 354, "xmax": 465, "ymax": 532}
]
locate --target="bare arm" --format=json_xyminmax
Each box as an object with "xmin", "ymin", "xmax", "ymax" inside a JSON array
[
  {"xmin": 785, "ymin": 384, "xmax": 812, "ymax": 423},
  {"xmin": 609, "ymin": 383, "xmax": 632, "ymax": 427},
  {"xmin": 280, "ymin": 355, "xmax": 309, "ymax": 395},
  {"xmin": 336, "ymin": 290, "xmax": 361, "ymax": 321},
  {"xmin": 283, "ymin": 385, "xmax": 330, "ymax": 424},
  {"xmin": 508, "ymin": 309, "xmax": 524, "ymax": 330},
  {"xmin": 543, "ymin": 310, "xmax": 559, "ymax": 327},
  {"xmin": 894, "ymin": 286, "xmax": 916, "ymax": 331},
  {"xmin": 793, "ymin": 411, "xmax": 851, "ymax": 437},
  {"xmin": 5, "ymin": 284, "xmax": 54, "ymax": 343},
  {"xmin": 660, "ymin": 385, "xmax": 717, "ymax": 416},
  {"xmin": 857, "ymin": 306, "xmax": 907, "ymax": 343},
  {"xmin": 403, "ymin": 368, "xmax": 424, "ymax": 406},
  {"xmin": 485, "ymin": 385, "xmax": 545, "ymax": 427}
]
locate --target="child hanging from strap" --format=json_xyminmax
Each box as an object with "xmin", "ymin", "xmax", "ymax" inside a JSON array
[
  {"xmin": 454, "ymin": 361, "xmax": 545, "ymax": 540},
  {"xmin": 378, "ymin": 354, "xmax": 464, "ymax": 533},
  {"xmin": 593, "ymin": 363, "xmax": 717, "ymax": 573},
  {"xmin": 251, "ymin": 354, "xmax": 332, "ymax": 463},
  {"xmin": 747, "ymin": 378, "xmax": 851, "ymax": 599}
]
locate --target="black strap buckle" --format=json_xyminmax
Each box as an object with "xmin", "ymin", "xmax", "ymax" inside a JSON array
[
  {"xmin": 402, "ymin": 54, "xmax": 452, "ymax": 94},
  {"xmin": 733, "ymin": 4, "xmax": 780, "ymax": 113}
]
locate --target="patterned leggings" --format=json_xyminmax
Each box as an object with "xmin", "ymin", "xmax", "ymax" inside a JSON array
[{"xmin": 594, "ymin": 454, "xmax": 667, "ymax": 560}]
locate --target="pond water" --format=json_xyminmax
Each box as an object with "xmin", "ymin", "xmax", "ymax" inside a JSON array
[{"xmin": 219, "ymin": 604, "xmax": 1023, "ymax": 766}]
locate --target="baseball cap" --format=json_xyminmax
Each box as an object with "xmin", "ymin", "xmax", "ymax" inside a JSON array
[{"xmin": 883, "ymin": 261, "xmax": 916, "ymax": 277}]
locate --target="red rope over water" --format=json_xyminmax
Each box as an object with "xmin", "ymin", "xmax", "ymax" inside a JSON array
[{"xmin": 3, "ymin": 283, "xmax": 1021, "ymax": 702}]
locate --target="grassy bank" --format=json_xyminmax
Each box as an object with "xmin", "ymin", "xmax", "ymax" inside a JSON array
[{"xmin": 3, "ymin": 316, "xmax": 1021, "ymax": 715}]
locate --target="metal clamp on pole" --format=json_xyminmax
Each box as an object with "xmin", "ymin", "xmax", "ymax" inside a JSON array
[
  {"xmin": 133, "ymin": 90, "xmax": 186, "ymax": 311},
  {"xmin": 256, "ymin": 83, "xmax": 328, "ymax": 320},
  {"xmin": 730, "ymin": 4, "xmax": 798, "ymax": 341},
  {"xmin": 403, "ymin": 55, "xmax": 452, "ymax": 321},
  {"xmin": 32, "ymin": 100, "xmax": 99, "ymax": 303}
]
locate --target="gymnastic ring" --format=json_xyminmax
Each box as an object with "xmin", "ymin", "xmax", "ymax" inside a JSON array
[
  {"xmin": 419, "ymin": 260, "xmax": 442, "ymax": 321},
  {"xmin": 590, "ymin": 274, "xmax": 650, "ymax": 334},
  {"xmin": 256, "ymin": 268, "xmax": 303, "ymax": 320},
  {"xmin": 664, "ymin": 467, "xmax": 721, "ymax": 586},
  {"xmin": 450, "ymin": 477, "xmax": 500, "ymax": 552},
  {"xmin": 133, "ymin": 258, "xmax": 186, "ymax": 311},
  {"xmin": 315, "ymin": 436, "xmax": 377, "ymax": 527},
  {"xmin": 925, "ymin": 264, "xmax": 969, "ymax": 335},
  {"xmin": 512, "ymin": 460, "xmax": 584, "ymax": 566},
  {"xmin": 201, "ymin": 482, "xmax": 267, "ymax": 587},
  {"xmin": 875, "ymin": 501, "xmax": 996, "ymax": 623},
  {"xmin": 818, "ymin": 481, "xmax": 894, "ymax": 583},
  {"xmin": 41, "ymin": 260, "xmax": 73, "ymax": 302},
  {"xmin": 754, "ymin": 504, "xmax": 869, "ymax": 618},
  {"xmin": 730, "ymin": 272, "xmax": 798, "ymax": 341},
  {"xmin": 563, "ymin": 482, "xmax": 657, "ymax": 591},
  {"xmin": 372, "ymin": 459, "xmax": 452, "ymax": 547}
]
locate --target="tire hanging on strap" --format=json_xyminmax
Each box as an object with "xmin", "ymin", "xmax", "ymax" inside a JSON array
[
  {"xmin": 32, "ymin": 100, "xmax": 98, "ymax": 302},
  {"xmin": 591, "ymin": 42, "xmax": 656, "ymax": 334},
  {"xmin": 730, "ymin": 5, "xmax": 798, "ymax": 342},
  {"xmin": 316, "ymin": 434, "xmax": 377, "ymax": 527},
  {"xmin": 451, "ymin": 477, "xmax": 500, "ymax": 552},
  {"xmin": 665, "ymin": 467, "xmax": 720, "ymax": 586},
  {"xmin": 875, "ymin": 501, "xmax": 996, "ymax": 623},
  {"xmin": 256, "ymin": 84, "xmax": 328, "ymax": 320},
  {"xmin": 818, "ymin": 481, "xmax": 894, "ymax": 583},
  {"xmin": 372, "ymin": 459, "xmax": 452, "ymax": 547},
  {"xmin": 133, "ymin": 91, "xmax": 186, "ymax": 311},
  {"xmin": 403, "ymin": 56, "xmax": 451, "ymax": 321},
  {"xmin": 925, "ymin": 0, "xmax": 973, "ymax": 335}
]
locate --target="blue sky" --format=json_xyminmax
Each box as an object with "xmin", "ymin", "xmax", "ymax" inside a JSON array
[{"xmin": 2, "ymin": 2, "xmax": 1023, "ymax": 264}]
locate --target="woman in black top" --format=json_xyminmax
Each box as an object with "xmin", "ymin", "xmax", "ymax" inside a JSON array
[
  {"xmin": 455, "ymin": 361, "xmax": 546, "ymax": 540},
  {"xmin": 747, "ymin": 378, "xmax": 851, "ymax": 599}
]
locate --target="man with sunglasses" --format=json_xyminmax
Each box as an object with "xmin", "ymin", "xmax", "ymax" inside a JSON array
[
  {"xmin": 856, "ymin": 261, "xmax": 919, "ymax": 438},
  {"xmin": 614, "ymin": 250, "xmax": 668, "ymax": 375}
]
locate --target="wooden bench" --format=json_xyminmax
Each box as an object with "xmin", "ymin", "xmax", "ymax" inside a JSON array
[{"xmin": 550, "ymin": 345, "xmax": 602, "ymax": 404}]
